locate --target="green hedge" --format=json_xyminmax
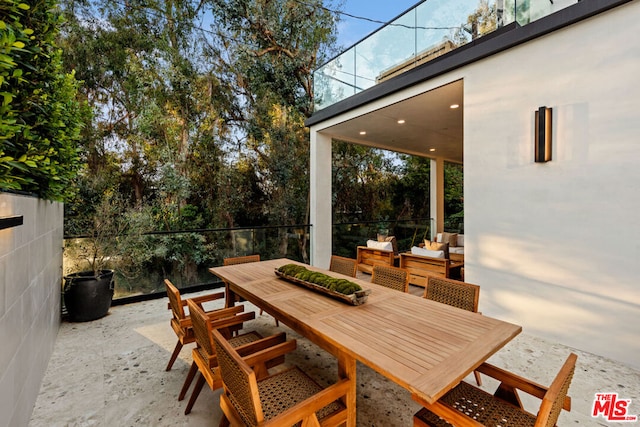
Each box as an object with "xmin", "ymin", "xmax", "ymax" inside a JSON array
[{"xmin": 0, "ymin": 0, "xmax": 83, "ymax": 201}]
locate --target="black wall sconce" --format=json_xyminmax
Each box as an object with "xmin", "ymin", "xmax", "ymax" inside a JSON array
[
  {"xmin": 0, "ymin": 215, "xmax": 23, "ymax": 230},
  {"xmin": 535, "ymin": 106, "xmax": 552, "ymax": 162}
]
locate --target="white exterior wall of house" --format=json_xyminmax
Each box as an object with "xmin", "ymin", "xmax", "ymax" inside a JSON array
[
  {"xmin": 0, "ymin": 193, "xmax": 63, "ymax": 426},
  {"xmin": 462, "ymin": 2, "xmax": 640, "ymax": 369},
  {"xmin": 310, "ymin": 1, "xmax": 639, "ymax": 368}
]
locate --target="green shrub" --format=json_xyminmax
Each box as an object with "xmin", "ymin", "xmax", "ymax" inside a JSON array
[{"xmin": 0, "ymin": 0, "xmax": 83, "ymax": 200}]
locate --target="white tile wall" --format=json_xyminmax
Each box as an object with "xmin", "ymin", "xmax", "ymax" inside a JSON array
[{"xmin": 0, "ymin": 192, "xmax": 62, "ymax": 427}]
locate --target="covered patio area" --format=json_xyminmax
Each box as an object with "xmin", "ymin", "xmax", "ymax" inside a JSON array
[{"xmin": 29, "ymin": 287, "xmax": 640, "ymax": 426}]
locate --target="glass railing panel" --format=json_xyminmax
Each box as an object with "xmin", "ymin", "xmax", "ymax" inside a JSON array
[
  {"xmin": 313, "ymin": 0, "xmax": 580, "ymax": 111},
  {"xmin": 63, "ymin": 225, "xmax": 311, "ymax": 300},
  {"xmin": 63, "ymin": 219, "xmax": 468, "ymax": 301},
  {"xmin": 355, "ymin": 10, "xmax": 417, "ymax": 88},
  {"xmin": 333, "ymin": 218, "xmax": 433, "ymax": 259},
  {"xmin": 412, "ymin": 0, "xmax": 491, "ymax": 75},
  {"xmin": 314, "ymin": 47, "xmax": 356, "ymax": 110},
  {"xmin": 514, "ymin": 0, "xmax": 578, "ymax": 25}
]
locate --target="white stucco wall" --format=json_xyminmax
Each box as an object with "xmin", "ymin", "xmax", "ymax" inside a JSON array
[
  {"xmin": 0, "ymin": 193, "xmax": 63, "ymax": 426},
  {"xmin": 310, "ymin": 1, "xmax": 639, "ymax": 370},
  {"xmin": 463, "ymin": 2, "xmax": 640, "ymax": 369}
]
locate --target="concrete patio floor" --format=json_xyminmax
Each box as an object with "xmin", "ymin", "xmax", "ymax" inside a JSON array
[{"xmin": 29, "ymin": 285, "xmax": 640, "ymax": 427}]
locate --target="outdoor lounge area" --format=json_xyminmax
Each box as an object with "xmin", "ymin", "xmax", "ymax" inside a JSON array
[{"xmin": 29, "ymin": 284, "xmax": 640, "ymax": 426}]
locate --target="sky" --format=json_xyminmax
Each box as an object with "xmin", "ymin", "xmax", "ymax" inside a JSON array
[{"xmin": 332, "ymin": 0, "xmax": 422, "ymax": 48}]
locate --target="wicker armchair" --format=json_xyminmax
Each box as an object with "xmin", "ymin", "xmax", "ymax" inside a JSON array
[
  {"xmin": 181, "ymin": 299, "xmax": 288, "ymax": 415},
  {"xmin": 413, "ymin": 353, "xmax": 577, "ymax": 427},
  {"xmin": 371, "ymin": 265, "xmax": 409, "ymax": 292},
  {"xmin": 424, "ymin": 276, "xmax": 482, "ymax": 385},
  {"xmin": 213, "ymin": 328, "xmax": 351, "ymax": 427},
  {"xmin": 329, "ymin": 255, "xmax": 357, "ymax": 277},
  {"xmin": 164, "ymin": 279, "xmax": 232, "ymax": 371}
]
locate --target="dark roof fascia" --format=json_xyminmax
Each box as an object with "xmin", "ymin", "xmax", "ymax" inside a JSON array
[{"xmin": 306, "ymin": 0, "xmax": 632, "ymax": 127}]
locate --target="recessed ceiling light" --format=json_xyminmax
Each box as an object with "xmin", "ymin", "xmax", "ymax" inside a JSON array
[
  {"xmin": 429, "ymin": 148, "xmax": 436, "ymax": 152},
  {"xmin": 397, "ymin": 119, "xmax": 405, "ymax": 124},
  {"xmin": 359, "ymin": 131, "xmax": 366, "ymax": 135},
  {"xmin": 450, "ymin": 104, "xmax": 460, "ymax": 109}
]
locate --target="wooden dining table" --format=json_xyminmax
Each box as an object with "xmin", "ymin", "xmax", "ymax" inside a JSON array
[{"xmin": 209, "ymin": 258, "xmax": 521, "ymax": 426}]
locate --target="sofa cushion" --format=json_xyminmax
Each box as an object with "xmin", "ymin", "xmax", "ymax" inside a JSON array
[
  {"xmin": 366, "ymin": 240, "xmax": 393, "ymax": 251},
  {"xmin": 411, "ymin": 246, "xmax": 445, "ymax": 258},
  {"xmin": 450, "ymin": 246, "xmax": 464, "ymax": 254}
]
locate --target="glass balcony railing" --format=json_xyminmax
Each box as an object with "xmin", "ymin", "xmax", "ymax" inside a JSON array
[
  {"xmin": 332, "ymin": 218, "xmax": 434, "ymax": 259},
  {"xmin": 63, "ymin": 225, "xmax": 312, "ymax": 301},
  {"xmin": 314, "ymin": 0, "xmax": 578, "ymax": 111},
  {"xmin": 63, "ymin": 219, "xmax": 445, "ymax": 301}
]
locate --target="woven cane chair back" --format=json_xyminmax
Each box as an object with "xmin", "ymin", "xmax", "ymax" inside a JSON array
[
  {"xmin": 213, "ymin": 329, "xmax": 263, "ymax": 426},
  {"xmin": 425, "ymin": 277, "xmax": 480, "ymax": 313},
  {"xmin": 165, "ymin": 279, "xmax": 186, "ymax": 321},
  {"xmin": 329, "ymin": 255, "xmax": 357, "ymax": 277},
  {"xmin": 188, "ymin": 298, "xmax": 217, "ymax": 358},
  {"xmin": 371, "ymin": 265, "xmax": 409, "ymax": 292}
]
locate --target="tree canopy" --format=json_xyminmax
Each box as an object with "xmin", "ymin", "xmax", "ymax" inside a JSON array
[{"xmin": 11, "ymin": 0, "xmax": 463, "ymax": 293}]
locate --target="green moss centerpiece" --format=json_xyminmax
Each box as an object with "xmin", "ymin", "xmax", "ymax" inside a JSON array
[{"xmin": 275, "ymin": 264, "xmax": 371, "ymax": 305}]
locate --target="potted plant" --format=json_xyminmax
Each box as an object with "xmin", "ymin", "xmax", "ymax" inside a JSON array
[
  {"xmin": 63, "ymin": 195, "xmax": 124, "ymax": 321},
  {"xmin": 63, "ymin": 270, "xmax": 114, "ymax": 322}
]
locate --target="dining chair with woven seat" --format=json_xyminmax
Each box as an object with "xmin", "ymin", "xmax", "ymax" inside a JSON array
[
  {"xmin": 413, "ymin": 352, "xmax": 577, "ymax": 427},
  {"xmin": 371, "ymin": 264, "xmax": 409, "ymax": 292},
  {"xmin": 424, "ymin": 276, "xmax": 482, "ymax": 385},
  {"xmin": 212, "ymin": 327, "xmax": 352, "ymax": 427},
  {"xmin": 329, "ymin": 255, "xmax": 357, "ymax": 277},
  {"xmin": 223, "ymin": 254, "xmax": 279, "ymax": 326},
  {"xmin": 165, "ymin": 278, "xmax": 240, "ymax": 371},
  {"xmin": 424, "ymin": 276, "xmax": 479, "ymax": 313},
  {"xmin": 181, "ymin": 299, "xmax": 290, "ymax": 415}
]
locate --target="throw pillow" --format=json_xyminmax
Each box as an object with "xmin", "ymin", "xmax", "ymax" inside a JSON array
[
  {"xmin": 441, "ymin": 232, "xmax": 458, "ymax": 247},
  {"xmin": 384, "ymin": 236, "xmax": 398, "ymax": 254},
  {"xmin": 424, "ymin": 240, "xmax": 449, "ymax": 259}
]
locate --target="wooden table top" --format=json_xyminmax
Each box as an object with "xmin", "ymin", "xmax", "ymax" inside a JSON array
[{"xmin": 209, "ymin": 258, "xmax": 521, "ymax": 404}]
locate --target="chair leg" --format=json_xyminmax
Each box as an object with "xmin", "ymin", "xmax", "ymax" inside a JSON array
[
  {"xmin": 218, "ymin": 415, "xmax": 230, "ymax": 427},
  {"xmin": 474, "ymin": 370, "xmax": 482, "ymax": 386},
  {"xmin": 165, "ymin": 340, "xmax": 183, "ymax": 371},
  {"xmin": 179, "ymin": 362, "xmax": 198, "ymax": 401},
  {"xmin": 184, "ymin": 373, "xmax": 206, "ymax": 415}
]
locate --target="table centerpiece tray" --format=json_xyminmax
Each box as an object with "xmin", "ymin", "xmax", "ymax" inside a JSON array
[{"xmin": 274, "ymin": 268, "xmax": 371, "ymax": 306}]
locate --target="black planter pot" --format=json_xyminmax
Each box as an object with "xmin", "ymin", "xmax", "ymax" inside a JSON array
[{"xmin": 63, "ymin": 270, "xmax": 115, "ymax": 322}]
